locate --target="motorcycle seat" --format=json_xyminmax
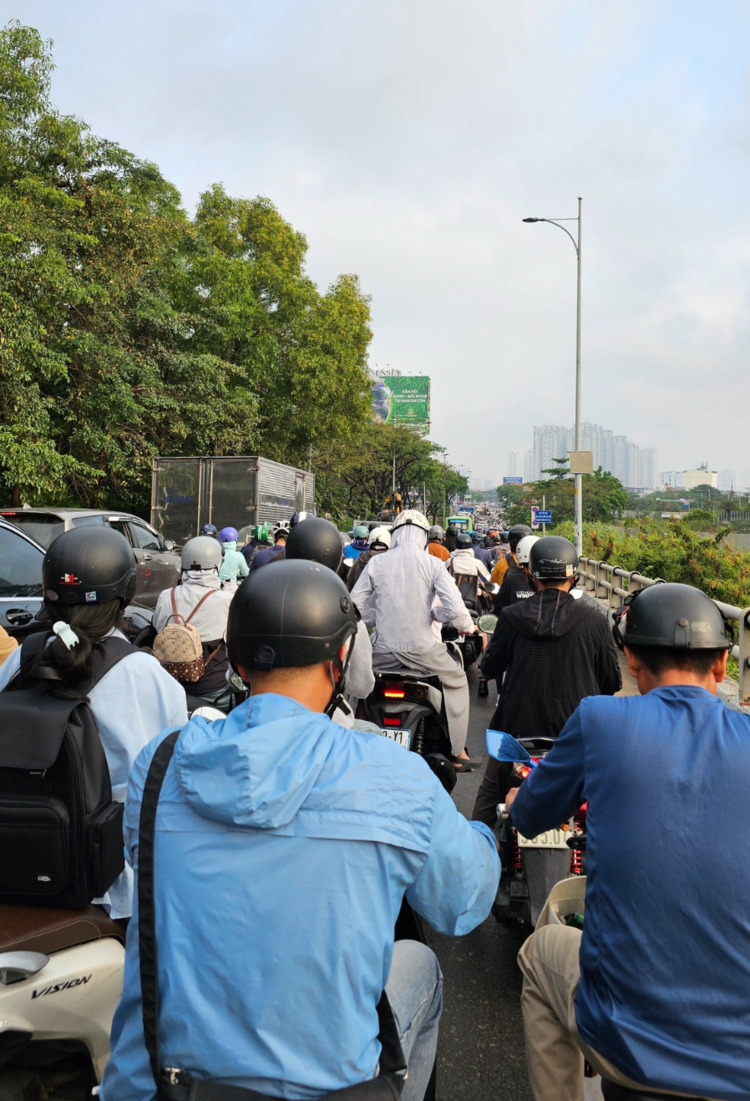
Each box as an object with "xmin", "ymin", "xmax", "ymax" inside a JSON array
[
  {"xmin": 602, "ymin": 1081, "xmax": 710, "ymax": 1101},
  {"xmin": 0, "ymin": 902, "xmax": 126, "ymax": 956}
]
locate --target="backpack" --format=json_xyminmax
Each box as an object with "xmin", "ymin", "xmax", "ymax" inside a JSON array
[
  {"xmin": 152, "ymin": 589, "xmax": 221, "ymax": 684},
  {"xmin": 0, "ymin": 631, "xmax": 134, "ymax": 909}
]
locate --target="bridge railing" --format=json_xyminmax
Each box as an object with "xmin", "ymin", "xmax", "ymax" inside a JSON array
[{"xmin": 578, "ymin": 556, "xmax": 750, "ymax": 707}]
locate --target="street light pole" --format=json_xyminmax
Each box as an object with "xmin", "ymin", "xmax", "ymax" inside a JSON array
[{"xmin": 523, "ymin": 197, "xmax": 584, "ymax": 557}]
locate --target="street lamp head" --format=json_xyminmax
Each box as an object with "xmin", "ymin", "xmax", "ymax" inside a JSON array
[{"xmin": 522, "ymin": 217, "xmax": 542, "ymax": 223}]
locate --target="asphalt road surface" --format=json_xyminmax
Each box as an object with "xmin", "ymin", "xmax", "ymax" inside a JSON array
[
  {"xmin": 422, "ymin": 677, "xmax": 535, "ymax": 1101},
  {"xmin": 421, "ymin": 658, "xmax": 635, "ymax": 1100}
]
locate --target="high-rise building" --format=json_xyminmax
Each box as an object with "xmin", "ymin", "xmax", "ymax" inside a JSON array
[{"xmin": 528, "ymin": 422, "xmax": 659, "ymax": 488}]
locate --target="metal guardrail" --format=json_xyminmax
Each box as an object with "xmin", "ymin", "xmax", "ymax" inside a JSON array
[{"xmin": 578, "ymin": 556, "xmax": 750, "ymax": 706}]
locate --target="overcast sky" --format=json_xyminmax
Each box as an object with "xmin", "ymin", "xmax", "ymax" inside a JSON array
[{"xmin": 12, "ymin": 0, "xmax": 750, "ymax": 485}]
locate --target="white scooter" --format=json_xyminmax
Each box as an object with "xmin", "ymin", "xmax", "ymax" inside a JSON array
[{"xmin": 0, "ymin": 903, "xmax": 125, "ymax": 1097}]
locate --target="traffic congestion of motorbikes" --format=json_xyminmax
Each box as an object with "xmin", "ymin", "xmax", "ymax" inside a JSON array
[{"xmin": 0, "ymin": 502, "xmax": 745, "ymax": 1101}]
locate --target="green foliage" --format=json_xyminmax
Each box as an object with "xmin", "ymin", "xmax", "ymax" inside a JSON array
[
  {"xmin": 554, "ymin": 517, "xmax": 750, "ymax": 608},
  {"xmin": 496, "ymin": 467, "xmax": 628, "ymax": 529},
  {"xmin": 0, "ymin": 23, "xmax": 372, "ymax": 511},
  {"xmin": 313, "ymin": 423, "xmax": 467, "ymax": 525}
]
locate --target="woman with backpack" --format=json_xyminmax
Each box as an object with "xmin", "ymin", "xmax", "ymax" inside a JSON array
[
  {"xmin": 151, "ymin": 536, "xmax": 234, "ymax": 711},
  {"xmin": 0, "ymin": 527, "xmax": 187, "ymax": 919}
]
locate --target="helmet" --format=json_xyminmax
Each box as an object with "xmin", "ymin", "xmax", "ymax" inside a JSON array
[
  {"xmin": 368, "ymin": 526, "xmax": 391, "ymax": 549},
  {"xmin": 226, "ymin": 560, "xmax": 357, "ymax": 671},
  {"xmin": 614, "ymin": 582, "xmax": 731, "ymax": 651},
  {"xmin": 218, "ymin": 526, "xmax": 239, "ymax": 543},
  {"xmin": 392, "ymin": 509, "xmax": 430, "ymax": 533},
  {"xmin": 455, "ymin": 532, "xmax": 473, "ymax": 550},
  {"xmin": 285, "ymin": 516, "xmax": 343, "ymax": 572},
  {"xmin": 528, "ymin": 536, "xmax": 578, "ymax": 582},
  {"xmin": 43, "ymin": 527, "xmax": 137, "ymax": 606},
  {"xmin": 181, "ymin": 536, "xmax": 223, "ymax": 573},
  {"xmin": 273, "ymin": 522, "xmax": 289, "ymax": 541},
  {"xmin": 199, "ymin": 523, "xmax": 218, "ymax": 537},
  {"xmin": 515, "ymin": 535, "xmax": 539, "ymax": 566},
  {"xmin": 252, "ymin": 523, "xmax": 272, "ymax": 544},
  {"xmin": 428, "ymin": 525, "xmax": 444, "ymax": 541},
  {"xmin": 353, "ymin": 524, "xmax": 369, "ymax": 540},
  {"xmin": 508, "ymin": 524, "xmax": 533, "ymax": 552},
  {"xmin": 290, "ymin": 510, "xmax": 314, "ymax": 528}
]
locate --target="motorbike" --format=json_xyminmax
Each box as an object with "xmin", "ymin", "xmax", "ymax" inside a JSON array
[
  {"xmin": 486, "ymin": 729, "xmax": 585, "ymax": 928},
  {"xmin": 442, "ymin": 577, "xmax": 499, "ymax": 671},
  {"xmin": 0, "ymin": 902, "xmax": 126, "ymax": 1099},
  {"xmin": 364, "ymin": 664, "xmax": 458, "ymax": 794}
]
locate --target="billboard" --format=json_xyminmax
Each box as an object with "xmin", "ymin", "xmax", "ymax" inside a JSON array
[{"xmin": 371, "ymin": 375, "xmax": 430, "ymax": 431}]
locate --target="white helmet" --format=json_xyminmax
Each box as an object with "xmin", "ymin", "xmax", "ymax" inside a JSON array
[
  {"xmin": 392, "ymin": 509, "xmax": 430, "ymax": 534},
  {"xmin": 368, "ymin": 525, "xmax": 392, "ymax": 549},
  {"xmin": 181, "ymin": 536, "xmax": 223, "ymax": 572},
  {"xmin": 515, "ymin": 534, "xmax": 539, "ymax": 566}
]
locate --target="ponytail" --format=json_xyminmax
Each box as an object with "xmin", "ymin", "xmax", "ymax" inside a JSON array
[{"xmin": 26, "ymin": 600, "xmax": 125, "ymax": 699}]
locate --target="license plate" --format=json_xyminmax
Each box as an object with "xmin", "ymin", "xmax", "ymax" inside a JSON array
[
  {"xmin": 378, "ymin": 728, "xmax": 412, "ymax": 750},
  {"xmin": 517, "ymin": 828, "xmax": 570, "ymax": 849}
]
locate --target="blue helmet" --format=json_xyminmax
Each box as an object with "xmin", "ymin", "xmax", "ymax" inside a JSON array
[
  {"xmin": 219, "ymin": 526, "xmax": 239, "ymax": 543},
  {"xmin": 200, "ymin": 523, "xmax": 218, "ymax": 536}
]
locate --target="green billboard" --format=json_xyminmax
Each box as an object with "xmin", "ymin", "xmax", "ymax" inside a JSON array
[{"xmin": 371, "ymin": 375, "xmax": 430, "ymax": 431}]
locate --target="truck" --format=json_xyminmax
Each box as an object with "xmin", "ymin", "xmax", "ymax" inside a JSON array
[{"xmin": 150, "ymin": 455, "xmax": 315, "ymax": 546}]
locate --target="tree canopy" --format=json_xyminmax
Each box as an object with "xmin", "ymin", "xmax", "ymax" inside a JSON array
[
  {"xmin": 0, "ymin": 22, "xmax": 373, "ymax": 514},
  {"xmin": 496, "ymin": 462, "xmax": 628, "ymax": 529}
]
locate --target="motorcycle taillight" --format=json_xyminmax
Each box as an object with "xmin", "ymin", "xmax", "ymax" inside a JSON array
[
  {"xmin": 383, "ymin": 716, "xmax": 402, "ymax": 727},
  {"xmin": 514, "ymin": 763, "xmax": 532, "ymax": 780},
  {"xmin": 383, "ymin": 684, "xmax": 406, "ymax": 699}
]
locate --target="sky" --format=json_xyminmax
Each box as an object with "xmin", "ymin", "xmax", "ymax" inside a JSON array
[{"xmin": 11, "ymin": 0, "xmax": 750, "ymax": 486}]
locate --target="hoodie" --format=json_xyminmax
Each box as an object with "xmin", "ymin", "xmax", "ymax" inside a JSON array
[
  {"xmin": 482, "ymin": 587, "xmax": 621, "ymax": 741},
  {"xmin": 103, "ymin": 694, "xmax": 499, "ymax": 1100}
]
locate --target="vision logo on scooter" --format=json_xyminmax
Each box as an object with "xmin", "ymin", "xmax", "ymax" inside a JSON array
[{"xmin": 31, "ymin": 975, "xmax": 92, "ymax": 999}]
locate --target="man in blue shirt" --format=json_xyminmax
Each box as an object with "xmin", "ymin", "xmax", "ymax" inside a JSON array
[
  {"xmin": 102, "ymin": 560, "xmax": 499, "ymax": 1100},
  {"xmin": 506, "ymin": 581, "xmax": 750, "ymax": 1101}
]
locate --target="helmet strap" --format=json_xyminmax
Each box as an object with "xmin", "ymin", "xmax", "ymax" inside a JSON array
[{"xmin": 324, "ymin": 633, "xmax": 356, "ymax": 720}]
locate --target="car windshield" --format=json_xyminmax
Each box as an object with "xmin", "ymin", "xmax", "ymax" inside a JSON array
[{"xmin": 0, "ymin": 513, "xmax": 64, "ymax": 549}]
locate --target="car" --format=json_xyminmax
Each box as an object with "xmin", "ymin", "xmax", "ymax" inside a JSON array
[
  {"xmin": 0, "ymin": 517, "xmax": 46, "ymax": 640},
  {"xmin": 0, "ymin": 507, "xmax": 180, "ymax": 608}
]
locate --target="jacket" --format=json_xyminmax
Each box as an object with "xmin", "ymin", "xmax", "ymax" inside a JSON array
[
  {"xmin": 345, "ymin": 545, "xmax": 387, "ymax": 591},
  {"xmin": 511, "ymin": 689, "xmax": 750, "ymax": 1099},
  {"xmin": 482, "ymin": 588, "xmax": 621, "ymax": 740},
  {"xmin": 492, "ymin": 563, "xmax": 534, "ymax": 614},
  {"xmin": 490, "ymin": 550, "xmax": 515, "ymax": 586},
  {"xmin": 219, "ymin": 541, "xmax": 250, "ymax": 583},
  {"xmin": 153, "ymin": 574, "xmax": 233, "ymax": 695},
  {"xmin": 101, "ymin": 695, "xmax": 499, "ymax": 1099}
]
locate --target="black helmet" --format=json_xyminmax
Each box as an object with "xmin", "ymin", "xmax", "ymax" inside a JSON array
[
  {"xmin": 43, "ymin": 527, "xmax": 137, "ymax": 605},
  {"xmin": 614, "ymin": 582, "xmax": 732, "ymax": 651},
  {"xmin": 455, "ymin": 532, "xmax": 473, "ymax": 550},
  {"xmin": 285, "ymin": 516, "xmax": 343, "ymax": 573},
  {"xmin": 528, "ymin": 535, "xmax": 578, "ymax": 582},
  {"xmin": 508, "ymin": 524, "xmax": 533, "ymax": 551},
  {"xmin": 226, "ymin": 559, "xmax": 357, "ymax": 671}
]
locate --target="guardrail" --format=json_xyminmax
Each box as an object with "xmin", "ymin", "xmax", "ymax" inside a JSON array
[{"xmin": 578, "ymin": 556, "xmax": 750, "ymax": 707}]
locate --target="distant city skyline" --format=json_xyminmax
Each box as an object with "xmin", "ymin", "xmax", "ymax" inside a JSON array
[{"xmin": 506, "ymin": 422, "xmax": 660, "ymax": 489}]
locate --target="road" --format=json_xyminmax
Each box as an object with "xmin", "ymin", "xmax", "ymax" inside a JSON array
[
  {"xmin": 422, "ymin": 667, "xmax": 617, "ymax": 1100},
  {"xmin": 422, "ymin": 679, "xmax": 534, "ymax": 1101}
]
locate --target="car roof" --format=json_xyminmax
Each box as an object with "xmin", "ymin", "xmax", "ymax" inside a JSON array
[{"xmin": 0, "ymin": 507, "xmax": 145, "ymax": 521}]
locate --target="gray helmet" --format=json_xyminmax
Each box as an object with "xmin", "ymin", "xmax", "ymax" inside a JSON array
[
  {"xmin": 614, "ymin": 582, "xmax": 732, "ymax": 651},
  {"xmin": 428, "ymin": 525, "xmax": 444, "ymax": 541},
  {"xmin": 528, "ymin": 536, "xmax": 578, "ymax": 582},
  {"xmin": 181, "ymin": 536, "xmax": 223, "ymax": 573},
  {"xmin": 227, "ymin": 559, "xmax": 357, "ymax": 671}
]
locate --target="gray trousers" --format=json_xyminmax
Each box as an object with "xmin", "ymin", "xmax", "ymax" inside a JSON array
[
  {"xmin": 517, "ymin": 925, "xmax": 720, "ymax": 1101},
  {"xmin": 372, "ymin": 643, "xmax": 469, "ymax": 755}
]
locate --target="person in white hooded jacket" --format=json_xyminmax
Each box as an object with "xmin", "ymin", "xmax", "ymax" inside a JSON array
[
  {"xmin": 151, "ymin": 536, "xmax": 234, "ymax": 709},
  {"xmin": 351, "ymin": 510, "xmax": 479, "ymax": 767}
]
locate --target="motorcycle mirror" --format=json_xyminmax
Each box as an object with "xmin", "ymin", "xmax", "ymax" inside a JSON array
[
  {"xmin": 486, "ymin": 729, "xmax": 538, "ymax": 765},
  {"xmin": 483, "ymin": 581, "xmax": 500, "ymax": 596},
  {"xmin": 478, "ymin": 614, "xmax": 498, "ymax": 634}
]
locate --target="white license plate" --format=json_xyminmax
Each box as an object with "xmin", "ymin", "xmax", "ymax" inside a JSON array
[
  {"xmin": 517, "ymin": 828, "xmax": 570, "ymax": 849},
  {"xmin": 378, "ymin": 728, "xmax": 412, "ymax": 750}
]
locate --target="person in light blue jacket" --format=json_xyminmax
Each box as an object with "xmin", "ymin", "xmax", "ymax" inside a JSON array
[
  {"xmin": 102, "ymin": 559, "xmax": 499, "ymax": 1101},
  {"xmin": 217, "ymin": 525, "xmax": 249, "ymax": 590}
]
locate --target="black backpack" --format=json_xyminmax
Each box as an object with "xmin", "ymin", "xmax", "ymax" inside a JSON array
[{"xmin": 0, "ymin": 631, "xmax": 134, "ymax": 909}]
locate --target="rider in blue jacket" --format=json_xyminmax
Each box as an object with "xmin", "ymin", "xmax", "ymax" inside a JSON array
[
  {"xmin": 507, "ymin": 582, "xmax": 750, "ymax": 1101},
  {"xmin": 102, "ymin": 559, "xmax": 499, "ymax": 1101}
]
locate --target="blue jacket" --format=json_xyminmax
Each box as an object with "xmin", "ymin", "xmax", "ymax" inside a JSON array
[
  {"xmin": 102, "ymin": 694, "xmax": 499, "ymax": 1100},
  {"xmin": 511, "ymin": 687, "xmax": 750, "ymax": 1098}
]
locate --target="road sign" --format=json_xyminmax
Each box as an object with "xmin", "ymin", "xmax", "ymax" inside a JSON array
[
  {"xmin": 503, "ymin": 476, "xmax": 523, "ymax": 485},
  {"xmin": 535, "ymin": 510, "xmax": 552, "ymax": 523}
]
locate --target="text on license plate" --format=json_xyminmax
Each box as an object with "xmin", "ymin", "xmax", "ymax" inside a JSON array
[
  {"xmin": 378, "ymin": 728, "xmax": 412, "ymax": 750},
  {"xmin": 517, "ymin": 828, "xmax": 569, "ymax": 849}
]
